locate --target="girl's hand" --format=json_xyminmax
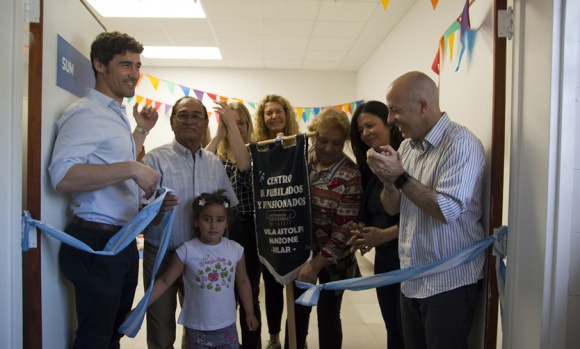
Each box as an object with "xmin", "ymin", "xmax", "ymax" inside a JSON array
[{"xmin": 246, "ymin": 314, "xmax": 259, "ymax": 331}]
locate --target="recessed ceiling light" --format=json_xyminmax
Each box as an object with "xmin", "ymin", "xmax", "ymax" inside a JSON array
[
  {"xmin": 85, "ymin": 0, "xmax": 206, "ymax": 18},
  {"xmin": 143, "ymin": 46, "xmax": 222, "ymax": 60}
]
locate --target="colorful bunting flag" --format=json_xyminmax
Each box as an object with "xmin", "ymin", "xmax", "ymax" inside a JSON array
[
  {"xmin": 381, "ymin": 0, "xmax": 390, "ymax": 10},
  {"xmin": 164, "ymin": 104, "xmax": 172, "ymax": 116},
  {"xmin": 193, "ymin": 89, "xmax": 204, "ymax": 101},
  {"xmin": 180, "ymin": 85, "xmax": 190, "ymax": 96},
  {"xmin": 136, "ymin": 73, "xmax": 144, "ymax": 87},
  {"xmin": 163, "ymin": 80, "xmax": 175, "ymax": 94},
  {"xmin": 431, "ymin": 0, "xmax": 439, "ymax": 10},
  {"xmin": 147, "ymin": 75, "xmax": 160, "ymax": 90}
]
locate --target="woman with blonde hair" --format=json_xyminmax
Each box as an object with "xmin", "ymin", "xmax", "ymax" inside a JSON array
[
  {"xmin": 206, "ymin": 100, "xmax": 262, "ymax": 349},
  {"xmin": 253, "ymin": 94, "xmax": 301, "ymax": 349},
  {"xmin": 254, "ymin": 94, "xmax": 300, "ymax": 141}
]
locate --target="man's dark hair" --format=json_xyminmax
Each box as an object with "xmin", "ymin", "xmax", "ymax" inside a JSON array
[{"xmin": 90, "ymin": 31, "xmax": 144, "ymax": 77}]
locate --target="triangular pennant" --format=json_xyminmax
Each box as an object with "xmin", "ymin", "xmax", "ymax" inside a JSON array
[
  {"xmin": 431, "ymin": 0, "xmax": 439, "ymax": 10},
  {"xmin": 444, "ymin": 21, "xmax": 461, "ymax": 41},
  {"xmin": 381, "ymin": 0, "xmax": 390, "ymax": 10},
  {"xmin": 180, "ymin": 85, "xmax": 190, "ymax": 96},
  {"xmin": 314, "ymin": 107, "xmax": 321, "ymax": 116},
  {"xmin": 350, "ymin": 102, "xmax": 357, "ymax": 114},
  {"xmin": 219, "ymin": 96, "xmax": 228, "ymax": 102},
  {"xmin": 356, "ymin": 100, "xmax": 363, "ymax": 107},
  {"xmin": 207, "ymin": 93, "xmax": 217, "ymax": 101},
  {"xmin": 431, "ymin": 38, "xmax": 443, "ymax": 75},
  {"xmin": 449, "ymin": 32, "xmax": 455, "ymax": 61},
  {"xmin": 164, "ymin": 81, "xmax": 176, "ymax": 94},
  {"xmin": 247, "ymin": 102, "xmax": 256, "ymax": 110},
  {"xmin": 164, "ymin": 104, "xmax": 172, "ymax": 116},
  {"xmin": 136, "ymin": 95, "xmax": 144, "ymax": 105},
  {"xmin": 147, "ymin": 75, "xmax": 160, "ymax": 90},
  {"xmin": 136, "ymin": 73, "xmax": 144, "ymax": 87},
  {"xmin": 193, "ymin": 89, "xmax": 204, "ymax": 101},
  {"xmin": 296, "ymin": 108, "xmax": 304, "ymax": 121},
  {"xmin": 459, "ymin": 0, "xmax": 471, "ymax": 43},
  {"xmin": 145, "ymin": 99, "xmax": 153, "ymax": 106},
  {"xmin": 456, "ymin": 30, "xmax": 476, "ymax": 72},
  {"xmin": 154, "ymin": 101, "xmax": 162, "ymax": 111},
  {"xmin": 126, "ymin": 96, "xmax": 134, "ymax": 104}
]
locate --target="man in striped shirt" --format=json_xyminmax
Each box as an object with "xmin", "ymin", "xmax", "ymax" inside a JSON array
[{"xmin": 367, "ymin": 71, "xmax": 485, "ymax": 349}]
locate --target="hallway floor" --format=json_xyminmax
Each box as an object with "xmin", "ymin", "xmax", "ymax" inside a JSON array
[{"xmin": 121, "ymin": 253, "xmax": 387, "ymax": 348}]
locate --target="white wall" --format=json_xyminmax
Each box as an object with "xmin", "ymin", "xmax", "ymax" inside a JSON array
[
  {"xmin": 40, "ymin": 0, "xmax": 105, "ymax": 347},
  {"xmin": 0, "ymin": 0, "xmax": 24, "ymax": 348}
]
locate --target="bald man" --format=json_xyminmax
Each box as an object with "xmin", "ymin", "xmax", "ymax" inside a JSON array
[{"xmin": 367, "ymin": 71, "xmax": 485, "ymax": 349}]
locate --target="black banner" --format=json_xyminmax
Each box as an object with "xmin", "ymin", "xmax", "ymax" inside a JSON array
[{"xmin": 250, "ymin": 134, "xmax": 312, "ymax": 285}]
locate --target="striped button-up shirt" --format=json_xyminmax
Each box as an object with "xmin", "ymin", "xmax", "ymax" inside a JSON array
[
  {"xmin": 398, "ymin": 113, "xmax": 485, "ymax": 298},
  {"xmin": 142, "ymin": 140, "xmax": 238, "ymax": 250}
]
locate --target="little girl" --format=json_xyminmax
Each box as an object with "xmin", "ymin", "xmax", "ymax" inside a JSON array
[{"xmin": 147, "ymin": 190, "xmax": 259, "ymax": 348}]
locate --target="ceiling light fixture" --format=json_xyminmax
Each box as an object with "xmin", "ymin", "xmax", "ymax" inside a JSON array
[
  {"xmin": 143, "ymin": 46, "xmax": 222, "ymax": 60},
  {"xmin": 85, "ymin": 0, "xmax": 206, "ymax": 18}
]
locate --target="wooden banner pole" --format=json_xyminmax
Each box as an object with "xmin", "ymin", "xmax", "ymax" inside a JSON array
[{"xmin": 286, "ymin": 285, "xmax": 297, "ymax": 349}]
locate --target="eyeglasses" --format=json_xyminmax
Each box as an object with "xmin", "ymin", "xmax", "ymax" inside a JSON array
[{"xmin": 174, "ymin": 111, "xmax": 207, "ymax": 122}]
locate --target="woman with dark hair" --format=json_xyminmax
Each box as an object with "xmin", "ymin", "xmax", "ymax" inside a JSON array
[{"xmin": 348, "ymin": 100, "xmax": 405, "ymax": 349}]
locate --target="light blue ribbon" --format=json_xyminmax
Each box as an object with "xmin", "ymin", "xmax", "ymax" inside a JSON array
[
  {"xmin": 118, "ymin": 204, "xmax": 175, "ymax": 337},
  {"xmin": 20, "ymin": 187, "xmax": 176, "ymax": 338},
  {"xmin": 295, "ymin": 228, "xmax": 508, "ymax": 307}
]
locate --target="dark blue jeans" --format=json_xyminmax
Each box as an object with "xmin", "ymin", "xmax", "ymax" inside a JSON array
[{"xmin": 60, "ymin": 220, "xmax": 138, "ymax": 349}]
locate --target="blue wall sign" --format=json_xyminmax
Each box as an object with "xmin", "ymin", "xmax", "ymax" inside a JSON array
[{"xmin": 56, "ymin": 34, "xmax": 94, "ymax": 97}]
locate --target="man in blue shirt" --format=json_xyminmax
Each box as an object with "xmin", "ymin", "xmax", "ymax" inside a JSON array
[{"xmin": 48, "ymin": 31, "xmax": 159, "ymax": 349}]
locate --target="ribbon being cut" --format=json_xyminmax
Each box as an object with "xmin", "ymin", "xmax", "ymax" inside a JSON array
[
  {"xmin": 295, "ymin": 226, "xmax": 508, "ymax": 314},
  {"xmin": 249, "ymin": 133, "xmax": 313, "ymax": 285},
  {"xmin": 21, "ymin": 187, "xmax": 176, "ymax": 338}
]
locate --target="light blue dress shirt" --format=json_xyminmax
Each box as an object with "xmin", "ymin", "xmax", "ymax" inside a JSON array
[
  {"xmin": 48, "ymin": 88, "xmax": 139, "ymax": 226},
  {"xmin": 141, "ymin": 140, "xmax": 238, "ymax": 250}
]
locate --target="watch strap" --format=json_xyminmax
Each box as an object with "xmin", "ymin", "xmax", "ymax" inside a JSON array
[
  {"xmin": 394, "ymin": 171, "xmax": 411, "ymax": 190},
  {"xmin": 135, "ymin": 125, "xmax": 149, "ymax": 136}
]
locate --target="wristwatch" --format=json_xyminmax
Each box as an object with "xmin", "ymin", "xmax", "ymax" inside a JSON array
[
  {"xmin": 394, "ymin": 171, "xmax": 411, "ymax": 190},
  {"xmin": 135, "ymin": 125, "xmax": 149, "ymax": 136}
]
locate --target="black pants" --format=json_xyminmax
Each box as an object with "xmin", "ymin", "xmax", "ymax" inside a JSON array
[
  {"xmin": 230, "ymin": 218, "xmax": 262, "ymax": 349},
  {"xmin": 60, "ymin": 221, "xmax": 139, "ymax": 349},
  {"xmin": 400, "ymin": 280, "xmax": 482, "ymax": 349},
  {"xmin": 375, "ymin": 241, "xmax": 405, "ymax": 349},
  {"xmin": 263, "ymin": 266, "xmax": 284, "ymax": 335},
  {"xmin": 284, "ymin": 269, "xmax": 344, "ymax": 349}
]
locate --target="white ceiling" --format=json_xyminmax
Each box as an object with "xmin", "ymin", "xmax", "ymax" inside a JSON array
[{"xmin": 88, "ymin": 0, "xmax": 417, "ymax": 71}]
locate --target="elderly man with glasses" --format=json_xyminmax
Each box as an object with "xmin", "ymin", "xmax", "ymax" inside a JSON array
[{"xmin": 140, "ymin": 96, "xmax": 239, "ymax": 349}]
